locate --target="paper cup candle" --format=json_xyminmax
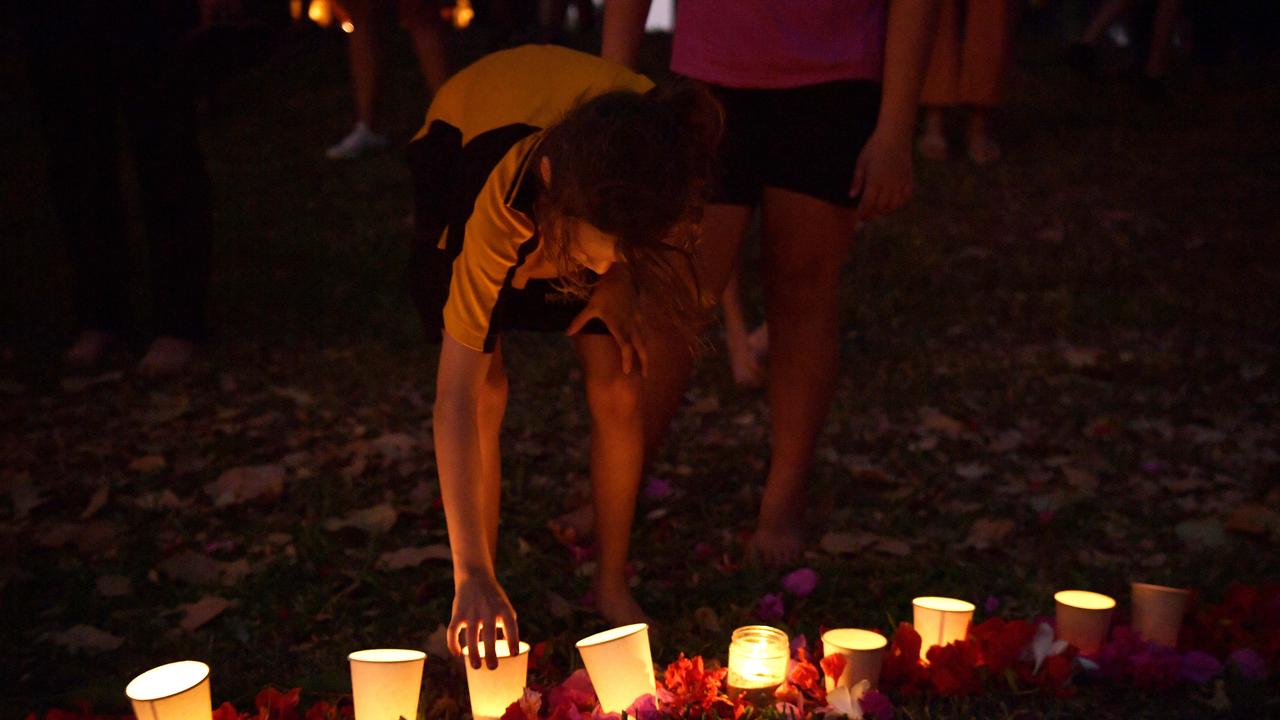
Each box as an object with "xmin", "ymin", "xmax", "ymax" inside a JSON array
[
  {"xmin": 912, "ymin": 597, "xmax": 975, "ymax": 660},
  {"xmin": 576, "ymin": 624, "xmax": 656, "ymax": 713},
  {"xmin": 463, "ymin": 642, "xmax": 531, "ymax": 720},
  {"xmin": 348, "ymin": 649, "xmax": 427, "ymax": 720},
  {"xmin": 727, "ymin": 625, "xmax": 790, "ymax": 695},
  {"xmin": 821, "ymin": 628, "xmax": 888, "ymax": 690},
  {"xmin": 125, "ymin": 660, "xmax": 212, "ymax": 720},
  {"xmin": 1131, "ymin": 582, "xmax": 1191, "ymax": 648},
  {"xmin": 1054, "ymin": 590, "xmax": 1116, "ymax": 654}
]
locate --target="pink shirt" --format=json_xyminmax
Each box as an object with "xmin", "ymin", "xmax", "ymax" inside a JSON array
[{"xmin": 671, "ymin": 0, "xmax": 887, "ymax": 89}]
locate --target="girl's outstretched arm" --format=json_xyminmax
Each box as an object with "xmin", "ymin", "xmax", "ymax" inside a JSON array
[{"xmin": 434, "ymin": 333, "xmax": 518, "ymax": 669}]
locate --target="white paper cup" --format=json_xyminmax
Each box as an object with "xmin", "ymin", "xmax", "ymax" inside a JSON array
[
  {"xmin": 463, "ymin": 642, "xmax": 531, "ymax": 720},
  {"xmin": 1054, "ymin": 590, "xmax": 1115, "ymax": 655},
  {"xmin": 821, "ymin": 628, "xmax": 888, "ymax": 689},
  {"xmin": 912, "ymin": 597, "xmax": 975, "ymax": 661},
  {"xmin": 575, "ymin": 623, "xmax": 655, "ymax": 713},
  {"xmin": 1131, "ymin": 582, "xmax": 1190, "ymax": 648},
  {"xmin": 348, "ymin": 649, "xmax": 426, "ymax": 720},
  {"xmin": 126, "ymin": 660, "xmax": 212, "ymax": 720}
]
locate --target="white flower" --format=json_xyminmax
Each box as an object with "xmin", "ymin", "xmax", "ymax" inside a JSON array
[
  {"xmin": 824, "ymin": 680, "xmax": 871, "ymax": 720},
  {"xmin": 1024, "ymin": 622, "xmax": 1069, "ymax": 673}
]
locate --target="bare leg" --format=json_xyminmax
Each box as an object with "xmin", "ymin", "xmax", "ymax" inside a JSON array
[
  {"xmin": 477, "ymin": 343, "xmax": 508, "ymax": 559},
  {"xmin": 722, "ymin": 267, "xmax": 764, "ymax": 387},
  {"xmin": 917, "ymin": 106, "xmax": 948, "ymax": 160},
  {"xmin": 346, "ymin": 0, "xmax": 385, "ymax": 129},
  {"xmin": 752, "ymin": 188, "xmax": 859, "ymax": 565},
  {"xmin": 1144, "ymin": 0, "xmax": 1181, "ymax": 79},
  {"xmin": 404, "ymin": 11, "xmax": 450, "ymax": 95},
  {"xmin": 575, "ymin": 333, "xmax": 648, "ymax": 626},
  {"xmin": 1081, "ymin": 0, "xmax": 1136, "ymax": 44}
]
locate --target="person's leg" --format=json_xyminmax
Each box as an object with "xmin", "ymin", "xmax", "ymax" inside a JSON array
[
  {"xmin": 918, "ymin": 0, "xmax": 960, "ymax": 160},
  {"xmin": 721, "ymin": 265, "xmax": 764, "ymax": 387},
  {"xmin": 24, "ymin": 9, "xmax": 132, "ymax": 364},
  {"xmin": 574, "ymin": 332, "xmax": 648, "ymax": 626},
  {"xmin": 328, "ymin": 0, "xmax": 392, "ymax": 157},
  {"xmin": 401, "ymin": 1, "xmax": 450, "ymax": 94},
  {"xmin": 119, "ymin": 5, "xmax": 213, "ymax": 375},
  {"xmin": 753, "ymin": 187, "xmax": 859, "ymax": 564},
  {"xmin": 640, "ymin": 203, "xmax": 754, "ymax": 455},
  {"xmin": 960, "ymin": 0, "xmax": 1014, "ymax": 165},
  {"xmin": 477, "ymin": 342, "xmax": 508, "ymax": 559}
]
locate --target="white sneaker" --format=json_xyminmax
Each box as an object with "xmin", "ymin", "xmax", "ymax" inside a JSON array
[{"xmin": 325, "ymin": 122, "xmax": 389, "ymax": 160}]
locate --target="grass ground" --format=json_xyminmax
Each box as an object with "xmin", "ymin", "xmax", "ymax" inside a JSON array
[{"xmin": 2, "ymin": 14, "xmax": 1279, "ymax": 720}]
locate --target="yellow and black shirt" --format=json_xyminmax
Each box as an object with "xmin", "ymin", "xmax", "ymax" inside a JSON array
[{"xmin": 408, "ymin": 45, "xmax": 653, "ymax": 353}]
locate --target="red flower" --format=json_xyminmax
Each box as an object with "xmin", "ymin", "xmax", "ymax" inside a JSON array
[
  {"xmin": 304, "ymin": 702, "xmax": 335, "ymax": 720},
  {"xmin": 785, "ymin": 649, "xmax": 825, "ymax": 705},
  {"xmin": 879, "ymin": 623, "xmax": 927, "ymax": 694},
  {"xmin": 970, "ymin": 617, "xmax": 1036, "ymax": 674},
  {"xmin": 660, "ymin": 655, "xmax": 729, "ymax": 712},
  {"xmin": 255, "ymin": 688, "xmax": 301, "ymax": 720},
  {"xmin": 819, "ymin": 654, "xmax": 847, "ymax": 687},
  {"xmin": 925, "ymin": 641, "xmax": 983, "ymax": 696}
]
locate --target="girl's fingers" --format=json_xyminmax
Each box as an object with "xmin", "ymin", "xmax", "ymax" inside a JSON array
[
  {"xmin": 465, "ymin": 621, "xmax": 481, "ymax": 669},
  {"xmin": 501, "ymin": 610, "xmax": 520, "ymax": 658},
  {"xmin": 448, "ymin": 619, "xmax": 463, "ymax": 655},
  {"xmin": 634, "ymin": 333, "xmax": 649, "ymax": 379},
  {"xmin": 483, "ymin": 619, "xmax": 499, "ymax": 670}
]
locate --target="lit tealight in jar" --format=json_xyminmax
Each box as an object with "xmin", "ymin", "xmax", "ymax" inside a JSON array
[{"xmin": 727, "ymin": 625, "xmax": 789, "ymax": 701}]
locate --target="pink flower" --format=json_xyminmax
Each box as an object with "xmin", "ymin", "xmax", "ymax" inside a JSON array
[
  {"xmin": 1228, "ymin": 648, "xmax": 1268, "ymax": 681},
  {"xmin": 1179, "ymin": 651, "xmax": 1223, "ymax": 685},
  {"xmin": 643, "ymin": 477, "xmax": 672, "ymax": 501},
  {"xmin": 859, "ymin": 690, "xmax": 894, "ymax": 720},
  {"xmin": 548, "ymin": 669, "xmax": 597, "ymax": 711},
  {"xmin": 624, "ymin": 695, "xmax": 660, "ymax": 720},
  {"xmin": 782, "ymin": 568, "xmax": 819, "ymax": 598},
  {"xmin": 757, "ymin": 593, "xmax": 785, "ymax": 621}
]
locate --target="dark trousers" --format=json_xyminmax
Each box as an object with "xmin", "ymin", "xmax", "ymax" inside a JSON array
[{"xmin": 19, "ymin": 0, "xmax": 212, "ymax": 340}]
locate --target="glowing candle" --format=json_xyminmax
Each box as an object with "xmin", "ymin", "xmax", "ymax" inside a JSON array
[
  {"xmin": 727, "ymin": 626, "xmax": 789, "ymax": 693},
  {"xmin": 912, "ymin": 597, "xmax": 975, "ymax": 661},
  {"xmin": 348, "ymin": 649, "xmax": 426, "ymax": 720},
  {"xmin": 463, "ymin": 642, "xmax": 531, "ymax": 720},
  {"xmin": 821, "ymin": 628, "xmax": 888, "ymax": 690},
  {"xmin": 1054, "ymin": 590, "xmax": 1116, "ymax": 654},
  {"xmin": 125, "ymin": 661, "xmax": 212, "ymax": 720},
  {"xmin": 576, "ymin": 624, "xmax": 655, "ymax": 713}
]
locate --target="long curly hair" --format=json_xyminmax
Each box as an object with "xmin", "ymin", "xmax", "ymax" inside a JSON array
[{"xmin": 531, "ymin": 79, "xmax": 723, "ymax": 345}]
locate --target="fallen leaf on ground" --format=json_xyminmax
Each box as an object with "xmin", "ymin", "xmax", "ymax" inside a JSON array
[
  {"xmin": 1062, "ymin": 466, "xmax": 1099, "ymax": 495},
  {"xmin": 1225, "ymin": 504, "xmax": 1279, "ymax": 536},
  {"xmin": 80, "ymin": 484, "xmax": 110, "ymax": 519},
  {"xmin": 271, "ymin": 386, "xmax": 314, "ymax": 406},
  {"xmin": 919, "ymin": 407, "xmax": 966, "ymax": 438},
  {"xmin": 96, "ymin": 575, "xmax": 133, "ymax": 597},
  {"xmin": 204, "ymin": 464, "xmax": 285, "ymax": 507},
  {"xmin": 371, "ymin": 433, "xmax": 417, "ymax": 460},
  {"xmin": 128, "ymin": 455, "xmax": 167, "ymax": 474},
  {"xmin": 961, "ymin": 518, "xmax": 1015, "ymax": 550},
  {"xmin": 325, "ymin": 503, "xmax": 398, "ymax": 534},
  {"xmin": 820, "ymin": 532, "xmax": 877, "ymax": 555},
  {"xmin": 47, "ymin": 625, "xmax": 123, "ymax": 653},
  {"xmin": 1062, "ymin": 346, "xmax": 1101, "ymax": 368},
  {"xmin": 157, "ymin": 550, "xmax": 226, "ymax": 585},
  {"xmin": 178, "ymin": 596, "xmax": 235, "ymax": 632},
  {"xmin": 955, "ymin": 463, "xmax": 990, "ymax": 479},
  {"xmin": 379, "ymin": 544, "xmax": 450, "ymax": 570},
  {"xmin": 60, "ymin": 371, "xmax": 123, "ymax": 394}
]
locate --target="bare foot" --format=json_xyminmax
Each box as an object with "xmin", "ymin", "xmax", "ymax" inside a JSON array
[
  {"xmin": 137, "ymin": 336, "xmax": 197, "ymax": 378},
  {"xmin": 917, "ymin": 131, "xmax": 948, "ymax": 161},
  {"xmin": 592, "ymin": 580, "xmax": 652, "ymax": 629},
  {"xmin": 726, "ymin": 324, "xmax": 763, "ymax": 388},
  {"xmin": 967, "ymin": 132, "xmax": 1001, "ymax": 166},
  {"xmin": 64, "ymin": 330, "xmax": 115, "ymax": 371},
  {"xmin": 748, "ymin": 525, "xmax": 804, "ymax": 567},
  {"xmin": 548, "ymin": 502, "xmax": 595, "ymax": 546}
]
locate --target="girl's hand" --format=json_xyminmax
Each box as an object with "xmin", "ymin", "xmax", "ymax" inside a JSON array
[
  {"xmin": 567, "ymin": 269, "xmax": 648, "ymax": 377},
  {"xmin": 848, "ymin": 128, "xmax": 915, "ymax": 221},
  {"xmin": 448, "ymin": 573, "xmax": 519, "ymax": 670}
]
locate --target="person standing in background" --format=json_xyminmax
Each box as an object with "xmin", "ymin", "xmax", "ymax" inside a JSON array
[
  {"xmin": 916, "ymin": 0, "xmax": 1016, "ymax": 165},
  {"xmin": 603, "ymin": 0, "xmax": 936, "ymax": 564},
  {"xmin": 326, "ymin": 0, "xmax": 451, "ymax": 159},
  {"xmin": 16, "ymin": 0, "xmax": 222, "ymax": 376}
]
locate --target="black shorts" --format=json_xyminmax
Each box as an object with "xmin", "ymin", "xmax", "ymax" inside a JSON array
[{"xmin": 706, "ymin": 79, "xmax": 882, "ymax": 208}]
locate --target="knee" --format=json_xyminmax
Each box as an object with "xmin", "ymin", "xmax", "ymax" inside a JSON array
[{"xmin": 585, "ymin": 371, "xmax": 642, "ymax": 423}]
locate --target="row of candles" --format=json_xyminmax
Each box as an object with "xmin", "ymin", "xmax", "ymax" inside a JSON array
[{"xmin": 124, "ymin": 581, "xmax": 1190, "ymax": 720}]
